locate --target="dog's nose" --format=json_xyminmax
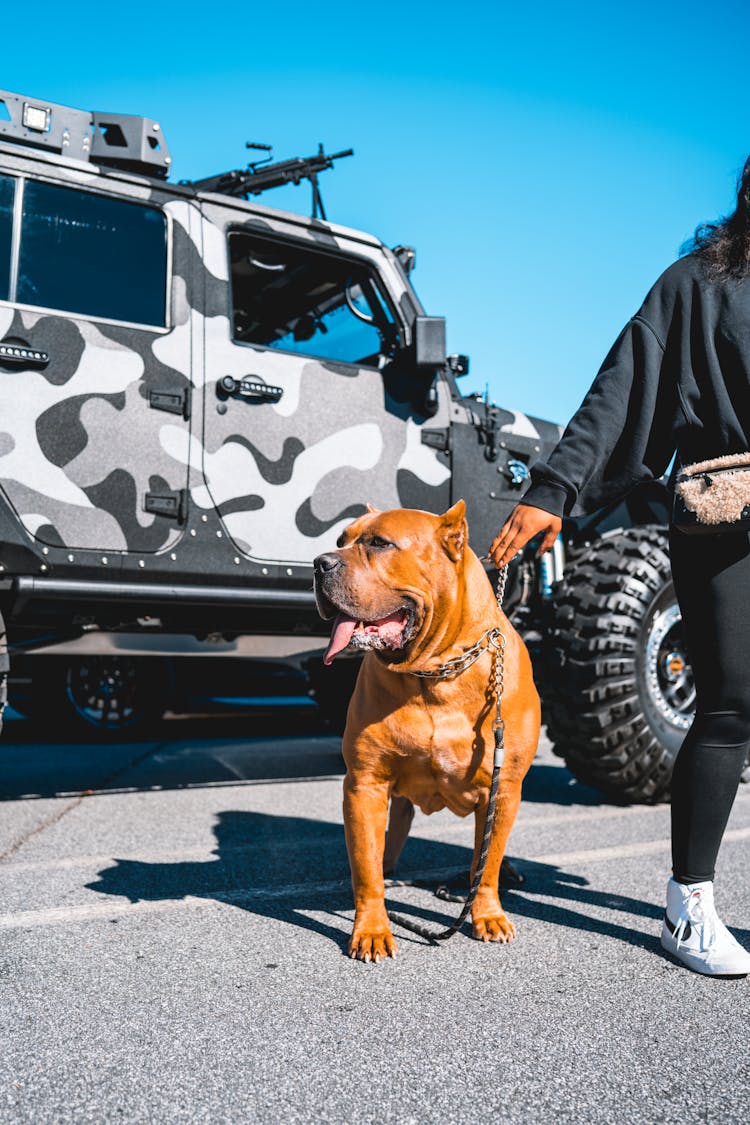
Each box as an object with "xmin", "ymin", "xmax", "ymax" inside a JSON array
[{"xmin": 314, "ymin": 552, "xmax": 342, "ymax": 574}]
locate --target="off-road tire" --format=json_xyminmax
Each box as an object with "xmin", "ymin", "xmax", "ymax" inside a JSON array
[
  {"xmin": 0, "ymin": 611, "xmax": 7, "ymax": 738},
  {"xmin": 541, "ymin": 526, "xmax": 695, "ymax": 803}
]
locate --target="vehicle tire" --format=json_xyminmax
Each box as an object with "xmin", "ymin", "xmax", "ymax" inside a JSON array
[
  {"xmin": 541, "ymin": 526, "xmax": 695, "ymax": 803},
  {"xmin": 0, "ymin": 611, "xmax": 7, "ymax": 739},
  {"xmin": 31, "ymin": 655, "xmax": 168, "ymax": 738}
]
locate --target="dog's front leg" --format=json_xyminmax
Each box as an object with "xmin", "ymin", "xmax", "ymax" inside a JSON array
[
  {"xmin": 470, "ymin": 777, "xmax": 523, "ymax": 943},
  {"xmin": 343, "ymin": 773, "xmax": 396, "ymax": 962}
]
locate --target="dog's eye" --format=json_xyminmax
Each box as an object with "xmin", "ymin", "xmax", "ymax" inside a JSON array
[
  {"xmin": 336, "ymin": 534, "xmax": 346, "ymax": 548},
  {"xmin": 368, "ymin": 536, "xmax": 395, "ymax": 550}
]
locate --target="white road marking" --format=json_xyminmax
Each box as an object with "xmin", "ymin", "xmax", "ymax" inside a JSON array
[
  {"xmin": 528, "ymin": 824, "xmax": 750, "ymax": 866},
  {"xmin": 0, "ymin": 880, "xmax": 355, "ymax": 929},
  {"xmin": 0, "ymin": 791, "xmax": 680, "ymax": 872},
  {"xmin": 441, "ymin": 800, "xmax": 674, "ymax": 838},
  {"xmin": 0, "ymin": 805, "xmax": 670, "ymax": 873},
  {"xmin": 2, "ymin": 827, "xmax": 749, "ymax": 931}
]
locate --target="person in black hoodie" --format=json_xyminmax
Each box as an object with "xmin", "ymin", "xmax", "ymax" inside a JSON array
[{"xmin": 489, "ymin": 157, "xmax": 750, "ymax": 977}]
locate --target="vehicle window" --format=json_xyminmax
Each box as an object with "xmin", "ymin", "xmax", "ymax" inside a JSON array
[
  {"xmin": 229, "ymin": 232, "xmax": 397, "ymax": 367},
  {"xmin": 17, "ymin": 180, "xmax": 167, "ymax": 326},
  {"xmin": 0, "ymin": 175, "xmax": 14, "ymax": 303}
]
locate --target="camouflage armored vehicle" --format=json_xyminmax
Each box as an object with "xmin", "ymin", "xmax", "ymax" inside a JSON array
[{"xmin": 0, "ymin": 88, "xmax": 695, "ymax": 801}]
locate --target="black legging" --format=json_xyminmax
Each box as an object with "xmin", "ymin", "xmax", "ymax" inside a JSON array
[{"xmin": 669, "ymin": 528, "xmax": 750, "ymax": 883}]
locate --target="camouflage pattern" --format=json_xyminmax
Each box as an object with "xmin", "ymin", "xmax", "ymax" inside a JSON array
[
  {"xmin": 176, "ymin": 200, "xmax": 451, "ymax": 564},
  {"xmin": 0, "ymin": 156, "xmax": 196, "ymax": 555},
  {"xmin": 0, "ymin": 133, "xmax": 562, "ymax": 575}
]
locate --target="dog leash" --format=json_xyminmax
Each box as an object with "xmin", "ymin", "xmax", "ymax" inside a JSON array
[{"xmin": 387, "ymin": 565, "xmax": 508, "ymax": 943}]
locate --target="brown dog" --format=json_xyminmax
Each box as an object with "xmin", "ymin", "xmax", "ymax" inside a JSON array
[{"xmin": 313, "ymin": 501, "xmax": 540, "ymax": 962}]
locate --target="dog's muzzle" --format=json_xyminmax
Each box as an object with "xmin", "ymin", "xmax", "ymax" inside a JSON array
[{"xmin": 313, "ymin": 551, "xmax": 414, "ymax": 665}]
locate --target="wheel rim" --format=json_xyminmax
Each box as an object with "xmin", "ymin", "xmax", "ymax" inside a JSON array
[
  {"xmin": 65, "ymin": 657, "xmax": 142, "ymax": 730},
  {"xmin": 644, "ymin": 603, "xmax": 695, "ymax": 731}
]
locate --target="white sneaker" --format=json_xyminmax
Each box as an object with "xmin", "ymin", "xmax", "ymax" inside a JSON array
[{"xmin": 661, "ymin": 877, "xmax": 750, "ymax": 977}]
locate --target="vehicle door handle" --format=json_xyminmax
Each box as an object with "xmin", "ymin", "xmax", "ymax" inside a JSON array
[
  {"xmin": 0, "ymin": 341, "xmax": 50, "ymax": 367},
  {"xmin": 218, "ymin": 375, "xmax": 283, "ymax": 403},
  {"xmin": 502, "ymin": 458, "xmax": 531, "ymax": 487}
]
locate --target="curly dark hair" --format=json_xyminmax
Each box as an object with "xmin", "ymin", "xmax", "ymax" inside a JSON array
[{"xmin": 681, "ymin": 156, "xmax": 750, "ymax": 279}]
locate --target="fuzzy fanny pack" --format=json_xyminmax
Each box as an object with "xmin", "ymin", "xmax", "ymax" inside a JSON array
[{"xmin": 673, "ymin": 452, "xmax": 750, "ymax": 534}]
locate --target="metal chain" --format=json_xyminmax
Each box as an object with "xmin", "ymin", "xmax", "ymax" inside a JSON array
[
  {"xmin": 410, "ymin": 627, "xmax": 503, "ymax": 680},
  {"xmin": 389, "ymin": 565, "xmax": 508, "ymax": 943},
  {"xmin": 412, "ymin": 563, "xmax": 508, "ymax": 682},
  {"xmin": 489, "ymin": 631, "xmax": 506, "ymax": 765}
]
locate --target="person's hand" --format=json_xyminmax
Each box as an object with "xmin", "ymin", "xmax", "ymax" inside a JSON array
[{"xmin": 488, "ymin": 505, "xmax": 562, "ymax": 567}]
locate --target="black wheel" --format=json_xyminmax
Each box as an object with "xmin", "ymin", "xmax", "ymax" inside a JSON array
[
  {"xmin": 541, "ymin": 526, "xmax": 694, "ymax": 803},
  {"xmin": 31, "ymin": 656, "xmax": 168, "ymax": 737},
  {"xmin": 0, "ymin": 611, "xmax": 7, "ymax": 738}
]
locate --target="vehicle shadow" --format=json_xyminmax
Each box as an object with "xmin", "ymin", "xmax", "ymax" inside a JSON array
[
  {"xmin": 86, "ymin": 808, "xmax": 662, "ymax": 956},
  {"xmin": 0, "ymin": 706, "xmax": 328, "ymax": 745},
  {"xmin": 0, "ymin": 711, "xmax": 344, "ymax": 800},
  {"xmin": 521, "ymin": 761, "xmax": 609, "ymax": 807},
  {"xmin": 0, "ymin": 715, "xmax": 609, "ymax": 808}
]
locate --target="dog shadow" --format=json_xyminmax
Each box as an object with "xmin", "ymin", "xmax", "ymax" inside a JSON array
[{"xmin": 87, "ymin": 809, "xmax": 663, "ymax": 955}]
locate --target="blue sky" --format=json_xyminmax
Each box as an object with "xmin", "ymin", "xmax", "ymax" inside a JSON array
[{"xmin": 4, "ymin": 1, "xmax": 750, "ymax": 424}]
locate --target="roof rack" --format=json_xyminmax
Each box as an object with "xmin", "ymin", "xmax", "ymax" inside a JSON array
[{"xmin": 0, "ymin": 89, "xmax": 172, "ymax": 179}]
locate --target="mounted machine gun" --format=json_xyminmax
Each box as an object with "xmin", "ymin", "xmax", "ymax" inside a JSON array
[{"xmin": 188, "ymin": 142, "xmax": 353, "ymax": 220}]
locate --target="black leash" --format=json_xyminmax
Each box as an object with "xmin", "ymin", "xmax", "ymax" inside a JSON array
[{"xmin": 387, "ymin": 567, "xmax": 508, "ymax": 943}]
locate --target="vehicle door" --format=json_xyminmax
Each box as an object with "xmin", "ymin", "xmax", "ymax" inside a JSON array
[
  {"xmin": 0, "ymin": 169, "xmax": 195, "ymax": 555},
  {"xmin": 198, "ymin": 206, "xmax": 451, "ymax": 566},
  {"xmin": 451, "ymin": 398, "xmax": 566, "ymax": 553}
]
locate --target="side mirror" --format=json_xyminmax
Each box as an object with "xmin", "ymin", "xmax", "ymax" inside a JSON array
[
  {"xmin": 447, "ymin": 354, "xmax": 470, "ymax": 377},
  {"xmin": 392, "ymin": 244, "xmax": 416, "ymax": 275},
  {"xmin": 413, "ymin": 316, "xmax": 446, "ymax": 372}
]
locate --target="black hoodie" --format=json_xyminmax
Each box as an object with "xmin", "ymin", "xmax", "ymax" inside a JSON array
[{"xmin": 520, "ymin": 252, "xmax": 750, "ymax": 518}]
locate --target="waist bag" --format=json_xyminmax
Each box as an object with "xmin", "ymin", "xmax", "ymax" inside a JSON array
[{"xmin": 673, "ymin": 452, "xmax": 750, "ymax": 534}]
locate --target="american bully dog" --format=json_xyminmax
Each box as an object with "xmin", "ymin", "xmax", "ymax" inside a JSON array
[{"xmin": 313, "ymin": 501, "xmax": 540, "ymax": 962}]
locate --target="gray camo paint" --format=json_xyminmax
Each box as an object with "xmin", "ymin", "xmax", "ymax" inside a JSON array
[{"xmin": 0, "ymin": 141, "xmax": 563, "ymax": 568}]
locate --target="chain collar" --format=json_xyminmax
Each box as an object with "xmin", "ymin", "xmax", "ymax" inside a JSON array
[
  {"xmin": 410, "ymin": 563, "xmax": 508, "ymax": 682},
  {"xmin": 410, "ymin": 627, "xmax": 505, "ymax": 680}
]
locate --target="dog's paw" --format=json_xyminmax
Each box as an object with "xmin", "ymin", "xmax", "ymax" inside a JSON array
[
  {"xmin": 471, "ymin": 913, "xmax": 516, "ymax": 944},
  {"xmin": 348, "ymin": 926, "xmax": 397, "ymax": 963}
]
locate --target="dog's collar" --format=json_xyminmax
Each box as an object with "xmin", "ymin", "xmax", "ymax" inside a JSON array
[{"xmin": 409, "ymin": 627, "xmax": 505, "ymax": 680}]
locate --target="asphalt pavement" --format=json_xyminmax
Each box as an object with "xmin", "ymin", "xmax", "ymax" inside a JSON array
[{"xmin": 1, "ymin": 708, "xmax": 749, "ymax": 1124}]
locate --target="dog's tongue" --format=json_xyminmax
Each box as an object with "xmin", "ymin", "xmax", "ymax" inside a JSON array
[
  {"xmin": 323, "ymin": 610, "xmax": 408, "ymax": 665},
  {"xmin": 323, "ymin": 614, "xmax": 358, "ymax": 665}
]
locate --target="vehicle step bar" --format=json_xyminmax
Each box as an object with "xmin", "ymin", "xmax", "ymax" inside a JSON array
[{"xmin": 10, "ymin": 576, "xmax": 316, "ymax": 611}]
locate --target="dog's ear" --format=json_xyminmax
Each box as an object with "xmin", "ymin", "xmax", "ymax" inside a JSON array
[
  {"xmin": 366, "ymin": 503, "xmax": 381, "ymax": 514},
  {"xmin": 439, "ymin": 499, "xmax": 467, "ymax": 562}
]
